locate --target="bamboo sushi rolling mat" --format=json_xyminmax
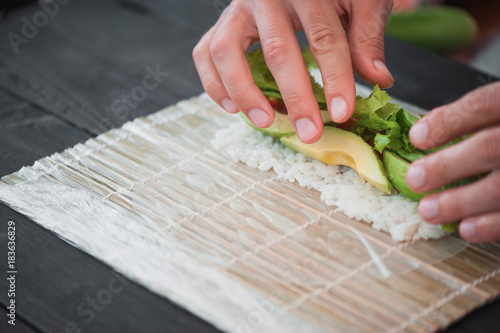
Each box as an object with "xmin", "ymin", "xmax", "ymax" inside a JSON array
[{"xmin": 0, "ymin": 91, "xmax": 499, "ymax": 333}]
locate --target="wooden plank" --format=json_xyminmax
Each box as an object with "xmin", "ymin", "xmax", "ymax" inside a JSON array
[
  {"xmin": 0, "ymin": 0, "xmax": 208, "ymax": 135},
  {"xmin": 0, "ymin": 89, "xmax": 91, "ymax": 176}
]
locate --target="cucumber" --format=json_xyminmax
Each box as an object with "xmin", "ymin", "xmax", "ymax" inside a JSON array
[{"xmin": 385, "ymin": 6, "xmax": 478, "ymax": 53}]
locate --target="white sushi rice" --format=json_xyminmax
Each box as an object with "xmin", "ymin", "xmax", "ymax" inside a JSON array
[{"xmin": 211, "ymin": 120, "xmax": 446, "ymax": 241}]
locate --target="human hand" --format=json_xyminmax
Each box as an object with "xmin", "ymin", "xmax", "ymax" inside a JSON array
[
  {"xmin": 193, "ymin": 0, "xmax": 395, "ymax": 143},
  {"xmin": 407, "ymin": 82, "xmax": 500, "ymax": 243}
]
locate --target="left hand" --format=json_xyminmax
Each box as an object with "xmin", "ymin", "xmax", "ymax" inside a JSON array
[
  {"xmin": 406, "ymin": 81, "xmax": 500, "ymax": 243},
  {"xmin": 192, "ymin": 0, "xmax": 394, "ymax": 144}
]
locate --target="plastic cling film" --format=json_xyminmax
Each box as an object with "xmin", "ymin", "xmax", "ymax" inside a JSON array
[{"xmin": 0, "ymin": 93, "xmax": 498, "ymax": 333}]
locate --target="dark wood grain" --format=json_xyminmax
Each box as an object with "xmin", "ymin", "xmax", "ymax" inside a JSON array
[
  {"xmin": 0, "ymin": 0, "xmax": 498, "ymax": 332},
  {"xmin": 0, "ymin": 0, "xmax": 209, "ymax": 135},
  {"xmin": 0, "ymin": 89, "xmax": 91, "ymax": 175}
]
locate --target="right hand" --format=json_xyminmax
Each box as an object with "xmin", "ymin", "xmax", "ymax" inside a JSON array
[
  {"xmin": 407, "ymin": 82, "xmax": 500, "ymax": 243},
  {"xmin": 193, "ymin": 0, "xmax": 395, "ymax": 143}
]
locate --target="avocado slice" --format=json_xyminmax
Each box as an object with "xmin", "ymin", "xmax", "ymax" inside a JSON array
[
  {"xmin": 383, "ymin": 150, "xmax": 425, "ymax": 201},
  {"xmin": 383, "ymin": 150, "xmax": 462, "ymax": 233},
  {"xmin": 280, "ymin": 127, "xmax": 393, "ymax": 195},
  {"xmin": 240, "ymin": 109, "xmax": 332, "ymax": 139}
]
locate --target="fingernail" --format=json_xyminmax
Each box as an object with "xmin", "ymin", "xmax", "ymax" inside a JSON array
[
  {"xmin": 221, "ymin": 98, "xmax": 237, "ymax": 113},
  {"xmin": 406, "ymin": 164, "xmax": 426, "ymax": 190},
  {"xmin": 460, "ymin": 220, "xmax": 476, "ymax": 239},
  {"xmin": 295, "ymin": 118, "xmax": 318, "ymax": 142},
  {"xmin": 330, "ymin": 97, "xmax": 348, "ymax": 122},
  {"xmin": 419, "ymin": 198, "xmax": 439, "ymax": 220},
  {"xmin": 248, "ymin": 108, "xmax": 270, "ymax": 128},
  {"xmin": 374, "ymin": 60, "xmax": 393, "ymax": 80},
  {"xmin": 410, "ymin": 121, "xmax": 428, "ymax": 146}
]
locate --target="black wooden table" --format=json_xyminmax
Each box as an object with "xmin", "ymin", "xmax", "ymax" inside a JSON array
[{"xmin": 0, "ymin": 1, "xmax": 498, "ymax": 332}]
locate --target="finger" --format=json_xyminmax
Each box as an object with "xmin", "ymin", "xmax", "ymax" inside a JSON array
[
  {"xmin": 254, "ymin": 1, "xmax": 324, "ymax": 143},
  {"xmin": 417, "ymin": 171, "xmax": 500, "ymax": 224},
  {"xmin": 460, "ymin": 213, "xmax": 500, "ymax": 243},
  {"xmin": 295, "ymin": 0, "xmax": 356, "ymax": 123},
  {"xmin": 193, "ymin": 22, "xmax": 239, "ymax": 114},
  {"xmin": 410, "ymin": 82, "xmax": 500, "ymax": 150},
  {"xmin": 407, "ymin": 126, "xmax": 500, "ymax": 192},
  {"xmin": 210, "ymin": 4, "xmax": 274, "ymax": 128},
  {"xmin": 347, "ymin": 0, "xmax": 394, "ymax": 88}
]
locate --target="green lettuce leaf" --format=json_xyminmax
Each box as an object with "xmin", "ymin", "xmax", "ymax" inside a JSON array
[
  {"xmin": 302, "ymin": 47, "xmax": 318, "ymax": 69},
  {"xmin": 352, "ymin": 86, "xmax": 410, "ymax": 153},
  {"xmin": 396, "ymin": 149, "xmax": 427, "ymax": 163},
  {"xmin": 246, "ymin": 47, "xmax": 326, "ymax": 109},
  {"xmin": 246, "ymin": 48, "xmax": 281, "ymax": 97},
  {"xmin": 440, "ymin": 222, "xmax": 460, "ymax": 233},
  {"xmin": 354, "ymin": 85, "xmax": 393, "ymax": 117}
]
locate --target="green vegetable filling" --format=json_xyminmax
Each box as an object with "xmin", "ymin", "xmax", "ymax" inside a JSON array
[{"xmin": 245, "ymin": 47, "xmax": 482, "ymax": 233}]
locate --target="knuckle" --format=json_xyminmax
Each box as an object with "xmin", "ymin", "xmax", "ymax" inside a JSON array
[
  {"xmin": 323, "ymin": 73, "xmax": 343, "ymax": 95},
  {"xmin": 464, "ymin": 89, "xmax": 491, "ymax": 115},
  {"xmin": 283, "ymin": 93, "xmax": 303, "ymax": 115},
  {"xmin": 488, "ymin": 174, "xmax": 500, "ymax": 202},
  {"xmin": 446, "ymin": 113, "xmax": 465, "ymax": 131},
  {"xmin": 430, "ymin": 153, "xmax": 447, "ymax": 177},
  {"xmin": 486, "ymin": 216, "xmax": 500, "ymax": 237},
  {"xmin": 209, "ymin": 37, "xmax": 230, "ymax": 61},
  {"xmin": 262, "ymin": 36, "xmax": 288, "ymax": 67},
  {"xmin": 441, "ymin": 192, "xmax": 461, "ymax": 217},
  {"xmin": 427, "ymin": 109, "xmax": 450, "ymax": 143},
  {"xmin": 478, "ymin": 132, "xmax": 500, "ymax": 161},
  {"xmin": 372, "ymin": 6, "xmax": 391, "ymax": 23},
  {"xmin": 480, "ymin": 87, "xmax": 495, "ymax": 111},
  {"xmin": 308, "ymin": 25, "xmax": 339, "ymax": 55},
  {"xmin": 359, "ymin": 37, "xmax": 375, "ymax": 51},
  {"xmin": 201, "ymin": 79, "xmax": 220, "ymax": 96},
  {"xmin": 354, "ymin": 35, "xmax": 384, "ymax": 55},
  {"xmin": 468, "ymin": 90, "xmax": 483, "ymax": 109},
  {"xmin": 227, "ymin": 88, "xmax": 247, "ymax": 104}
]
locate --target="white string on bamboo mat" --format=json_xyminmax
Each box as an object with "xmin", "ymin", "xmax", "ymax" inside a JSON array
[
  {"xmin": 228, "ymin": 209, "xmax": 337, "ymax": 266},
  {"xmin": 102, "ymin": 148, "xmax": 216, "ymax": 202},
  {"xmin": 25, "ymin": 104, "xmax": 197, "ymax": 183},
  {"xmin": 387, "ymin": 267, "xmax": 500, "ymax": 333},
  {"xmin": 163, "ymin": 176, "xmax": 279, "ymax": 232},
  {"xmin": 280, "ymin": 239, "xmax": 417, "ymax": 315}
]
